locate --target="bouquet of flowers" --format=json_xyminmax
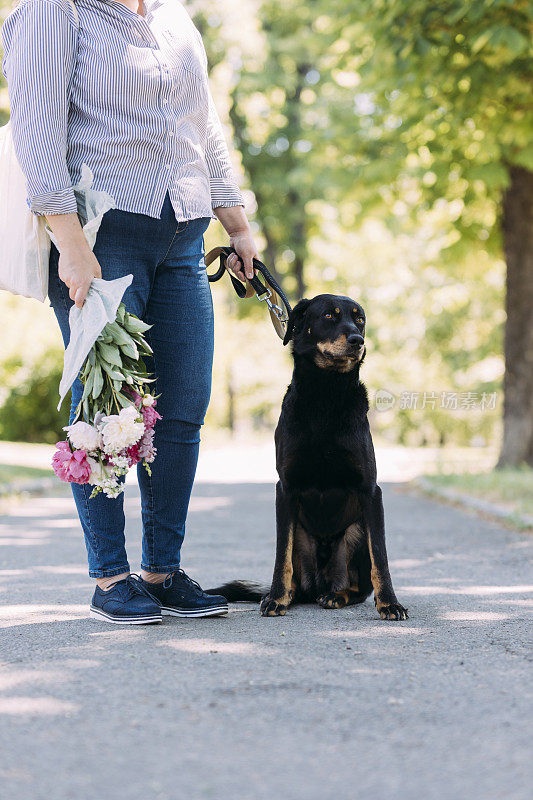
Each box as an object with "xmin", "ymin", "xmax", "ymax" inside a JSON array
[{"xmin": 52, "ymin": 302, "xmax": 161, "ymax": 498}]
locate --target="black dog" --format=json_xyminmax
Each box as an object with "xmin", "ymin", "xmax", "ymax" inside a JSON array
[{"xmin": 209, "ymin": 294, "xmax": 407, "ymax": 620}]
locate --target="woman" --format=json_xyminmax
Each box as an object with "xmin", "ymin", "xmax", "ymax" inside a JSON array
[{"xmin": 2, "ymin": 0, "xmax": 255, "ymax": 624}]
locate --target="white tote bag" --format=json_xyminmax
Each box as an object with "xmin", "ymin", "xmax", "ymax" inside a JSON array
[
  {"xmin": 0, "ymin": 0, "xmax": 79, "ymax": 302},
  {"xmin": 0, "ymin": 122, "xmax": 52, "ymax": 301}
]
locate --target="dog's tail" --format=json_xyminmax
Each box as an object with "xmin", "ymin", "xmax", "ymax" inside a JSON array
[{"xmin": 205, "ymin": 580, "xmax": 267, "ymax": 602}]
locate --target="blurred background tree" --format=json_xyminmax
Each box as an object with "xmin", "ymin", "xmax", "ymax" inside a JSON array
[
  {"xmin": 0, "ymin": 0, "xmax": 531, "ymax": 466},
  {"xmin": 324, "ymin": 0, "xmax": 533, "ymax": 465}
]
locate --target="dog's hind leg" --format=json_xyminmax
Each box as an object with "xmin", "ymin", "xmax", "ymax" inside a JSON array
[{"xmin": 260, "ymin": 481, "xmax": 296, "ymax": 617}]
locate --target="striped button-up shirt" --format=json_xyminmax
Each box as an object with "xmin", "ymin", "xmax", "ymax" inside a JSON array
[{"xmin": 1, "ymin": 0, "xmax": 245, "ymax": 221}]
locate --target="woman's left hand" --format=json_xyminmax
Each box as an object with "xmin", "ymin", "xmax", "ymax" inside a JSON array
[
  {"xmin": 212, "ymin": 205, "xmax": 260, "ymax": 282},
  {"xmin": 227, "ymin": 230, "xmax": 259, "ymax": 282}
]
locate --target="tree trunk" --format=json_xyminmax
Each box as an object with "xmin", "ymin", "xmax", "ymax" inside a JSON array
[{"xmin": 497, "ymin": 165, "xmax": 533, "ymax": 467}]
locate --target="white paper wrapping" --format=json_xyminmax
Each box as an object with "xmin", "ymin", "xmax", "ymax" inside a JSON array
[
  {"xmin": 46, "ymin": 163, "xmax": 117, "ymax": 252},
  {"xmin": 57, "ymin": 275, "xmax": 133, "ymax": 410}
]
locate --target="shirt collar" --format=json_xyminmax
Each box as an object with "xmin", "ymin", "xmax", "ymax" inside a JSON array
[{"xmin": 89, "ymin": 0, "xmax": 160, "ymax": 20}]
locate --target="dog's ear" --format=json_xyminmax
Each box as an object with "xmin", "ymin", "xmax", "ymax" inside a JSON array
[{"xmin": 283, "ymin": 298, "xmax": 311, "ymax": 346}]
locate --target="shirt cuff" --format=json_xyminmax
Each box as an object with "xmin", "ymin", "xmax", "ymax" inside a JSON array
[
  {"xmin": 29, "ymin": 186, "xmax": 78, "ymax": 216},
  {"xmin": 209, "ymin": 176, "xmax": 244, "ymax": 209}
]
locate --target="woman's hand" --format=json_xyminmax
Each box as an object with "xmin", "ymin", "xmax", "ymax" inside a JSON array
[
  {"xmin": 212, "ymin": 205, "xmax": 260, "ymax": 282},
  {"xmin": 45, "ymin": 211, "xmax": 102, "ymax": 308},
  {"xmin": 227, "ymin": 229, "xmax": 260, "ymax": 283},
  {"xmin": 59, "ymin": 246, "xmax": 102, "ymax": 308}
]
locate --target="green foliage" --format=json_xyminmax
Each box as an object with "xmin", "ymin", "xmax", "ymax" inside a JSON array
[
  {"xmin": 74, "ymin": 302, "xmax": 155, "ymax": 423},
  {"xmin": 0, "ymin": 349, "xmax": 65, "ymax": 444},
  {"xmin": 425, "ymin": 465, "xmax": 533, "ymax": 518},
  {"xmin": 227, "ymin": 0, "xmax": 359, "ymax": 296},
  {"xmin": 328, "ymin": 0, "xmax": 533, "ymax": 254}
]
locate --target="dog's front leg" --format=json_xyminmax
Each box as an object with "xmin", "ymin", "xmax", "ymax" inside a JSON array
[
  {"xmin": 362, "ymin": 485, "xmax": 408, "ymax": 621},
  {"xmin": 260, "ymin": 481, "xmax": 296, "ymax": 617}
]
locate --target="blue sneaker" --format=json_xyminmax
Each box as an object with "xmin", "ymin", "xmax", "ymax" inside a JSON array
[
  {"xmin": 90, "ymin": 574, "xmax": 162, "ymax": 624},
  {"xmin": 140, "ymin": 570, "xmax": 228, "ymax": 618}
]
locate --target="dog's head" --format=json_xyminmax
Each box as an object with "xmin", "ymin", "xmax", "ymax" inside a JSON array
[{"xmin": 283, "ymin": 294, "xmax": 366, "ymax": 372}]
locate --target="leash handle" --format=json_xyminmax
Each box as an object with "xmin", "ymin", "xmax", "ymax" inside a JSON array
[{"xmin": 205, "ymin": 246, "xmax": 292, "ymax": 339}]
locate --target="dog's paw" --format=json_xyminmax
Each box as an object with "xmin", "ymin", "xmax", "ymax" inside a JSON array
[
  {"xmin": 260, "ymin": 595, "xmax": 288, "ymax": 616},
  {"xmin": 376, "ymin": 601, "xmax": 408, "ymax": 621},
  {"xmin": 317, "ymin": 591, "xmax": 347, "ymax": 609}
]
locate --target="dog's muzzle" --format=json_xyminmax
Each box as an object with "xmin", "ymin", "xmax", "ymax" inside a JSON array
[{"xmin": 315, "ymin": 334, "xmax": 364, "ymax": 371}]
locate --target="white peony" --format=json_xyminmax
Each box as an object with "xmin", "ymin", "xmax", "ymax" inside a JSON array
[
  {"xmin": 100, "ymin": 405, "xmax": 145, "ymax": 454},
  {"xmin": 86, "ymin": 456, "xmax": 113, "ymax": 486},
  {"xmin": 142, "ymin": 394, "xmax": 155, "ymax": 407},
  {"xmin": 64, "ymin": 421, "xmax": 102, "ymax": 452}
]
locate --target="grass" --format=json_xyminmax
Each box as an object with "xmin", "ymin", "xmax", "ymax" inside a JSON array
[
  {"xmin": 423, "ymin": 467, "xmax": 533, "ymax": 519},
  {"xmin": 0, "ymin": 463, "xmax": 52, "ymax": 489}
]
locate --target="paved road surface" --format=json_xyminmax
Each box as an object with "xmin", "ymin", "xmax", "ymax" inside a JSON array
[{"xmin": 0, "ymin": 478, "xmax": 531, "ymax": 800}]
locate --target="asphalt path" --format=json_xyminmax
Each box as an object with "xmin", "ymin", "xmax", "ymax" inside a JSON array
[{"xmin": 0, "ymin": 479, "xmax": 531, "ymax": 800}]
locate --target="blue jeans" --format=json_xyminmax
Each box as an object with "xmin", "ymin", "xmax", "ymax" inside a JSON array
[{"xmin": 48, "ymin": 192, "xmax": 214, "ymax": 578}]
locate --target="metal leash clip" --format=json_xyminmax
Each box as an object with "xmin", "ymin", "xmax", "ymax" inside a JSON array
[
  {"xmin": 250, "ymin": 273, "xmax": 289, "ymax": 325},
  {"xmin": 258, "ymin": 288, "xmax": 289, "ymax": 323}
]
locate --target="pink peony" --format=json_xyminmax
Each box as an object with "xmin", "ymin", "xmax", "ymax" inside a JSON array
[
  {"xmin": 52, "ymin": 441, "xmax": 92, "ymax": 484},
  {"xmin": 142, "ymin": 405, "xmax": 162, "ymax": 428}
]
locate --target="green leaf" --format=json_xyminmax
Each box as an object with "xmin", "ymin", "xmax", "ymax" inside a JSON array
[
  {"xmin": 73, "ymin": 401, "xmax": 82, "ymax": 424},
  {"xmin": 92, "ymin": 363, "xmax": 104, "ymax": 399},
  {"xmin": 123, "ymin": 313, "xmax": 152, "ymax": 334},
  {"xmin": 99, "ymin": 360, "xmax": 126, "ymax": 381},
  {"xmin": 116, "ymin": 303, "xmax": 126, "ymax": 324},
  {"xmin": 100, "ymin": 385, "xmax": 112, "ymax": 409},
  {"xmin": 119, "ymin": 341, "xmax": 139, "ymax": 359},
  {"xmin": 81, "ymin": 368, "xmax": 95, "ymax": 401},
  {"xmin": 106, "ymin": 321, "xmax": 138, "ymax": 347},
  {"xmin": 115, "ymin": 392, "xmax": 132, "ymax": 408},
  {"xmin": 96, "ymin": 342, "xmax": 123, "ymax": 367},
  {"xmin": 137, "ymin": 340, "xmax": 153, "ymax": 356}
]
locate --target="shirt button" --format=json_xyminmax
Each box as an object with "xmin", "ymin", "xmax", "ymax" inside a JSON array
[{"xmin": 162, "ymin": 98, "xmax": 168, "ymax": 104}]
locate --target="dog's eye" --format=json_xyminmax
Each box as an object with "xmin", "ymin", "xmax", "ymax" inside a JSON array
[
  {"xmin": 324, "ymin": 313, "xmax": 333, "ymax": 319},
  {"xmin": 356, "ymin": 317, "xmax": 365, "ymax": 325}
]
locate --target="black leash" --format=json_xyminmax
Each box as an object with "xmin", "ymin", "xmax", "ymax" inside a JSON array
[{"xmin": 205, "ymin": 246, "xmax": 292, "ymax": 340}]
